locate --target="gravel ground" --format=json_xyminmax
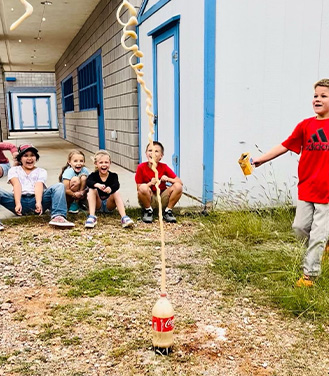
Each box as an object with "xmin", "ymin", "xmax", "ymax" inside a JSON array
[{"xmin": 1, "ymin": 214, "xmax": 329, "ymax": 376}]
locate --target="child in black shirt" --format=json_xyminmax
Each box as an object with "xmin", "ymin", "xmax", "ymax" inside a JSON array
[{"xmin": 85, "ymin": 150, "xmax": 134, "ymax": 228}]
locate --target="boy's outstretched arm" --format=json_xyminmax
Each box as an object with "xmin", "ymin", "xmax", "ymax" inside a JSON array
[{"xmin": 252, "ymin": 144, "xmax": 288, "ymax": 167}]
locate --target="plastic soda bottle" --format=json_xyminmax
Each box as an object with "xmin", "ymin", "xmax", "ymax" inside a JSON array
[{"xmin": 152, "ymin": 293, "xmax": 174, "ymax": 354}]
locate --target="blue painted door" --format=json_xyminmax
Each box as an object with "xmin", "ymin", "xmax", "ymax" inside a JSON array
[
  {"xmin": 18, "ymin": 96, "xmax": 52, "ymax": 130},
  {"xmin": 153, "ymin": 23, "xmax": 180, "ymax": 175}
]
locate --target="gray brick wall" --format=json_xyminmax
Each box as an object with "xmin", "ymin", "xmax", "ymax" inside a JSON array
[
  {"xmin": 0, "ymin": 68, "xmax": 8, "ymax": 140},
  {"xmin": 55, "ymin": 0, "xmax": 141, "ymax": 172},
  {"xmin": 4, "ymin": 72, "xmax": 55, "ymax": 88}
]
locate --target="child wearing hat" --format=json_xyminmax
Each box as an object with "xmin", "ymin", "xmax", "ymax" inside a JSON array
[{"xmin": 0, "ymin": 144, "xmax": 74, "ymax": 230}]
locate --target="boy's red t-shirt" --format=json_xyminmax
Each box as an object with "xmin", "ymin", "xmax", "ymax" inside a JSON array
[
  {"xmin": 135, "ymin": 162, "xmax": 177, "ymax": 192},
  {"xmin": 282, "ymin": 116, "xmax": 329, "ymax": 203}
]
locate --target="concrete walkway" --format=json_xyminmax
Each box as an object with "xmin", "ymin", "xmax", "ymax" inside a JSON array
[{"xmin": 0, "ymin": 131, "xmax": 200, "ymax": 220}]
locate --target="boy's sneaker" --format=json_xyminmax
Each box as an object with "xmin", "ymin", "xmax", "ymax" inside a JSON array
[
  {"xmin": 0, "ymin": 222, "xmax": 4, "ymax": 231},
  {"xmin": 49, "ymin": 216, "xmax": 75, "ymax": 227},
  {"xmin": 142, "ymin": 209, "xmax": 153, "ymax": 223},
  {"xmin": 121, "ymin": 215, "xmax": 134, "ymax": 228},
  {"xmin": 295, "ymin": 275, "xmax": 315, "ymax": 288},
  {"xmin": 68, "ymin": 201, "xmax": 79, "ymax": 214},
  {"xmin": 163, "ymin": 209, "xmax": 177, "ymax": 223},
  {"xmin": 85, "ymin": 215, "xmax": 97, "ymax": 228}
]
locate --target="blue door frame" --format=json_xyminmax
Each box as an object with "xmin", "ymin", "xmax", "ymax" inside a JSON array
[
  {"xmin": 149, "ymin": 17, "xmax": 180, "ymax": 175},
  {"xmin": 18, "ymin": 96, "xmax": 52, "ymax": 130},
  {"xmin": 95, "ymin": 53, "xmax": 105, "ymax": 149}
]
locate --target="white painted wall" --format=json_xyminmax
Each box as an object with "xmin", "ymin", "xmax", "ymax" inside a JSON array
[
  {"xmin": 214, "ymin": 0, "xmax": 329, "ymax": 206},
  {"xmin": 11, "ymin": 92, "xmax": 57, "ymax": 131},
  {"xmin": 138, "ymin": 0, "xmax": 205, "ymax": 200}
]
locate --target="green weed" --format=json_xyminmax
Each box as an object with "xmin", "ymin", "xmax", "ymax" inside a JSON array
[
  {"xmin": 195, "ymin": 207, "xmax": 329, "ymax": 321},
  {"xmin": 61, "ymin": 266, "xmax": 142, "ymax": 297}
]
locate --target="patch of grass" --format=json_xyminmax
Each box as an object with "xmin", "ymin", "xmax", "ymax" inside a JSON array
[
  {"xmin": 61, "ymin": 266, "xmax": 142, "ymax": 297},
  {"xmin": 0, "ymin": 354, "xmax": 10, "ymax": 365},
  {"xmin": 38, "ymin": 323, "xmax": 64, "ymax": 341},
  {"xmin": 194, "ymin": 207, "xmax": 329, "ymax": 321}
]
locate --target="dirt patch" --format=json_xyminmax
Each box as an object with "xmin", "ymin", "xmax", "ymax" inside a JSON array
[{"xmin": 0, "ymin": 215, "xmax": 329, "ymax": 375}]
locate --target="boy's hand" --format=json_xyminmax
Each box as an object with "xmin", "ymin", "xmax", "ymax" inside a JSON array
[
  {"xmin": 35, "ymin": 202, "xmax": 43, "ymax": 215},
  {"xmin": 95, "ymin": 183, "xmax": 105, "ymax": 190},
  {"xmin": 160, "ymin": 175, "xmax": 169, "ymax": 182},
  {"xmin": 15, "ymin": 203, "xmax": 22, "ymax": 216},
  {"xmin": 104, "ymin": 187, "xmax": 112, "ymax": 194},
  {"xmin": 150, "ymin": 177, "xmax": 157, "ymax": 186},
  {"xmin": 251, "ymin": 158, "xmax": 262, "ymax": 167}
]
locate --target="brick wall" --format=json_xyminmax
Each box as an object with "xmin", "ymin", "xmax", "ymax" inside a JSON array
[
  {"xmin": 3, "ymin": 72, "xmax": 55, "ymax": 88},
  {"xmin": 0, "ymin": 69, "xmax": 8, "ymax": 140},
  {"xmin": 55, "ymin": 0, "xmax": 141, "ymax": 172}
]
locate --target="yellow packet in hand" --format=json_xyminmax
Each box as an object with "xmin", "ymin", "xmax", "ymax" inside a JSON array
[{"xmin": 238, "ymin": 153, "xmax": 253, "ymax": 176}]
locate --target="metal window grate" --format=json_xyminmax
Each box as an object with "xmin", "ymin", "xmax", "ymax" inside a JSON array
[
  {"xmin": 63, "ymin": 76, "xmax": 74, "ymax": 113},
  {"xmin": 78, "ymin": 59, "xmax": 97, "ymax": 110}
]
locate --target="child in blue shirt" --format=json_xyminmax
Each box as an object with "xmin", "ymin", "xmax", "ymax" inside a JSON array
[{"xmin": 59, "ymin": 150, "xmax": 89, "ymax": 213}]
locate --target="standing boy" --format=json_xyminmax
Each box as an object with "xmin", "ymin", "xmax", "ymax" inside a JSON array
[
  {"xmin": 0, "ymin": 144, "xmax": 74, "ymax": 230},
  {"xmin": 253, "ymin": 78, "xmax": 329, "ymax": 287},
  {"xmin": 135, "ymin": 141, "xmax": 183, "ymax": 223}
]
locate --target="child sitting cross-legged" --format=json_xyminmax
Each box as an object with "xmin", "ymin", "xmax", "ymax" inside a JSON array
[
  {"xmin": 0, "ymin": 144, "xmax": 74, "ymax": 230},
  {"xmin": 59, "ymin": 150, "xmax": 89, "ymax": 214},
  {"xmin": 85, "ymin": 150, "xmax": 134, "ymax": 229}
]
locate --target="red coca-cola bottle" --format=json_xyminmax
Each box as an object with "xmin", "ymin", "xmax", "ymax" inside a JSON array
[{"xmin": 152, "ymin": 293, "xmax": 174, "ymax": 355}]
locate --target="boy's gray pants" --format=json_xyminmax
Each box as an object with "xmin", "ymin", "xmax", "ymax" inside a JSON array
[{"xmin": 292, "ymin": 200, "xmax": 329, "ymax": 277}]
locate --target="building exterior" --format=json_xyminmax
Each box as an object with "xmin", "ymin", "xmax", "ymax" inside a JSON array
[
  {"xmin": 53, "ymin": 0, "xmax": 329, "ymax": 205},
  {"xmin": 3, "ymin": 72, "xmax": 57, "ymax": 134},
  {"xmin": 55, "ymin": 0, "xmax": 141, "ymax": 172}
]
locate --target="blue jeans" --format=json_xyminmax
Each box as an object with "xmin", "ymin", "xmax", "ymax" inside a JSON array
[{"xmin": 0, "ymin": 183, "xmax": 68, "ymax": 219}]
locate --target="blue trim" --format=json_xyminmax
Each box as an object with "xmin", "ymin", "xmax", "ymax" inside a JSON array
[
  {"xmin": 202, "ymin": 0, "xmax": 216, "ymax": 204},
  {"xmin": 6, "ymin": 93, "xmax": 13, "ymax": 131},
  {"xmin": 61, "ymin": 78, "xmax": 67, "ymax": 138},
  {"xmin": 6, "ymin": 86, "xmax": 56, "ymax": 93},
  {"xmin": 147, "ymin": 15, "xmax": 180, "ymax": 37},
  {"xmin": 78, "ymin": 49, "xmax": 101, "ymax": 71},
  {"xmin": 18, "ymin": 98, "xmax": 23, "ymax": 130},
  {"xmin": 46, "ymin": 97, "xmax": 52, "ymax": 129},
  {"xmin": 6, "ymin": 77, "xmax": 16, "ymax": 82},
  {"xmin": 139, "ymin": 0, "xmax": 171, "ymax": 25},
  {"xmin": 137, "ymin": 26, "xmax": 142, "ymax": 163},
  {"xmin": 95, "ymin": 53, "xmax": 105, "ymax": 149},
  {"xmin": 152, "ymin": 19, "xmax": 180, "ymax": 175}
]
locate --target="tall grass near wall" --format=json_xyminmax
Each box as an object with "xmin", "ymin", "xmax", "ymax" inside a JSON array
[{"xmin": 196, "ymin": 207, "xmax": 329, "ymax": 322}]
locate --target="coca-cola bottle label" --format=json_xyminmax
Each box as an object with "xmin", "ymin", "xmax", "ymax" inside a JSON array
[{"xmin": 152, "ymin": 316, "xmax": 174, "ymax": 332}]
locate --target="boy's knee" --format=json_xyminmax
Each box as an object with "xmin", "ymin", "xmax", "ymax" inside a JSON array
[
  {"xmin": 292, "ymin": 223, "xmax": 309, "ymax": 239},
  {"xmin": 138, "ymin": 184, "xmax": 150, "ymax": 195}
]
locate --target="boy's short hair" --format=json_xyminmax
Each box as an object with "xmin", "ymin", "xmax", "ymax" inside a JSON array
[
  {"xmin": 314, "ymin": 78, "xmax": 329, "ymax": 89},
  {"xmin": 145, "ymin": 141, "xmax": 164, "ymax": 154}
]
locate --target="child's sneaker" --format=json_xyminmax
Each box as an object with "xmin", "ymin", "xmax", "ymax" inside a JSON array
[
  {"xmin": 49, "ymin": 216, "xmax": 75, "ymax": 227},
  {"xmin": 85, "ymin": 215, "xmax": 97, "ymax": 228},
  {"xmin": 142, "ymin": 208, "xmax": 153, "ymax": 223},
  {"xmin": 69, "ymin": 201, "xmax": 79, "ymax": 214},
  {"xmin": 295, "ymin": 275, "xmax": 315, "ymax": 287},
  {"xmin": 163, "ymin": 209, "xmax": 177, "ymax": 223},
  {"xmin": 121, "ymin": 215, "xmax": 134, "ymax": 228},
  {"xmin": 0, "ymin": 222, "xmax": 4, "ymax": 231}
]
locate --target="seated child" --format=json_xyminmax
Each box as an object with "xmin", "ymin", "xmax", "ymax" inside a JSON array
[
  {"xmin": 135, "ymin": 141, "xmax": 183, "ymax": 223},
  {"xmin": 0, "ymin": 144, "xmax": 74, "ymax": 230},
  {"xmin": 0, "ymin": 142, "xmax": 18, "ymax": 178},
  {"xmin": 85, "ymin": 150, "xmax": 134, "ymax": 228},
  {"xmin": 59, "ymin": 150, "xmax": 89, "ymax": 213}
]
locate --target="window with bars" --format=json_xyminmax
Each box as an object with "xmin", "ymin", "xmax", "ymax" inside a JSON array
[
  {"xmin": 78, "ymin": 59, "xmax": 97, "ymax": 111},
  {"xmin": 62, "ymin": 76, "xmax": 74, "ymax": 113}
]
